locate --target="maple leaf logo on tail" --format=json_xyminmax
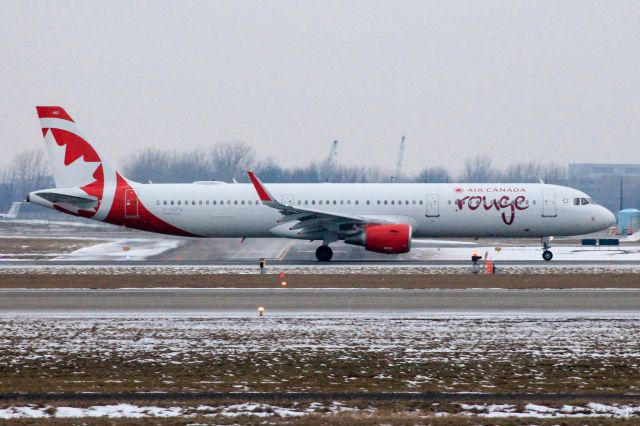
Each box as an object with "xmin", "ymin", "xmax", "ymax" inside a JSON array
[{"xmin": 36, "ymin": 106, "xmax": 117, "ymax": 219}]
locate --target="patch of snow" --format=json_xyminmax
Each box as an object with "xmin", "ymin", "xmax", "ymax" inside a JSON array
[{"xmin": 54, "ymin": 238, "xmax": 184, "ymax": 261}]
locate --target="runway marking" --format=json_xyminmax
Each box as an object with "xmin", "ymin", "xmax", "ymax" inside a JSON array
[{"xmin": 277, "ymin": 241, "xmax": 295, "ymax": 261}]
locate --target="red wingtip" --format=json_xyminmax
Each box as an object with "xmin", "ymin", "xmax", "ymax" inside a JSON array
[
  {"xmin": 247, "ymin": 171, "xmax": 272, "ymax": 202},
  {"xmin": 36, "ymin": 106, "xmax": 74, "ymax": 122}
]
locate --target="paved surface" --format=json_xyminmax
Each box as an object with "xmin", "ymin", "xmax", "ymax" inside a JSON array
[
  {"xmin": 1, "ymin": 288, "xmax": 639, "ymax": 313},
  {"xmin": 6, "ymin": 259, "xmax": 640, "ymax": 266}
]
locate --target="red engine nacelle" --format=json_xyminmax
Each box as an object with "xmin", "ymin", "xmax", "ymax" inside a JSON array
[{"xmin": 344, "ymin": 224, "xmax": 412, "ymax": 254}]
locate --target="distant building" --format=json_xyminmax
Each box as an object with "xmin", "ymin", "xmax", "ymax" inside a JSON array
[{"xmin": 568, "ymin": 164, "xmax": 640, "ymax": 213}]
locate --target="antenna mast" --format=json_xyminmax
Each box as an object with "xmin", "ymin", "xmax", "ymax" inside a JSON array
[{"xmin": 392, "ymin": 136, "xmax": 405, "ymax": 183}]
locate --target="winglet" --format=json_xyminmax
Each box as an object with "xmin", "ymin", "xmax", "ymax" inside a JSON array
[{"xmin": 247, "ymin": 171, "xmax": 275, "ymax": 203}]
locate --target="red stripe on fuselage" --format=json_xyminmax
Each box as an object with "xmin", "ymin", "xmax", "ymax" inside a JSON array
[{"xmin": 104, "ymin": 174, "xmax": 197, "ymax": 237}]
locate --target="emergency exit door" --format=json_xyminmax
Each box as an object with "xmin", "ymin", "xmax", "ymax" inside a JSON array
[
  {"xmin": 542, "ymin": 189, "xmax": 557, "ymax": 217},
  {"xmin": 426, "ymin": 194, "xmax": 440, "ymax": 217},
  {"xmin": 124, "ymin": 189, "xmax": 139, "ymax": 218}
]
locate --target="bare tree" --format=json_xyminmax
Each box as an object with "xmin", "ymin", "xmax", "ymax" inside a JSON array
[
  {"xmin": 122, "ymin": 148, "xmax": 173, "ymax": 183},
  {"xmin": 209, "ymin": 141, "xmax": 256, "ymax": 181},
  {"xmin": 461, "ymin": 155, "xmax": 496, "ymax": 182},
  {"xmin": 416, "ymin": 166, "xmax": 451, "ymax": 183},
  {"xmin": 541, "ymin": 163, "xmax": 568, "ymax": 185},
  {"xmin": 7, "ymin": 150, "xmax": 53, "ymax": 195}
]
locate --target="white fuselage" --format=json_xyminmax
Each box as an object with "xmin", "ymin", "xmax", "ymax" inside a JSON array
[{"xmin": 134, "ymin": 182, "xmax": 615, "ymax": 239}]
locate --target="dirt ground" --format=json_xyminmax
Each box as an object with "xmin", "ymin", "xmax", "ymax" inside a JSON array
[{"xmin": 0, "ymin": 273, "xmax": 638, "ymax": 288}]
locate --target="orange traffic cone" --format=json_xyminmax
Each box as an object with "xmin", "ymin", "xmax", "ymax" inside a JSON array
[{"xmin": 486, "ymin": 259, "xmax": 494, "ymax": 274}]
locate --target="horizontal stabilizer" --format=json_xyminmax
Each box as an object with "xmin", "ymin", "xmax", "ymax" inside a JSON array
[{"xmin": 29, "ymin": 187, "xmax": 98, "ymax": 211}]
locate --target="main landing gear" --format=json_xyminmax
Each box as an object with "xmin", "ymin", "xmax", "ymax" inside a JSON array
[
  {"xmin": 541, "ymin": 236, "xmax": 553, "ymax": 261},
  {"xmin": 315, "ymin": 245, "xmax": 333, "ymax": 262}
]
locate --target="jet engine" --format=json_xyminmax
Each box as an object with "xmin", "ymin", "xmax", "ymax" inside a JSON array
[{"xmin": 344, "ymin": 224, "xmax": 411, "ymax": 254}]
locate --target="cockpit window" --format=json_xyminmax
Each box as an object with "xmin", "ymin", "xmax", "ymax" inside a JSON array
[{"xmin": 574, "ymin": 197, "xmax": 593, "ymax": 206}]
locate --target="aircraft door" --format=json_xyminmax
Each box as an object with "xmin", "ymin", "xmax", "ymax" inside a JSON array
[
  {"xmin": 426, "ymin": 194, "xmax": 440, "ymax": 217},
  {"xmin": 124, "ymin": 189, "xmax": 139, "ymax": 218},
  {"xmin": 281, "ymin": 194, "xmax": 295, "ymax": 207},
  {"xmin": 542, "ymin": 189, "xmax": 557, "ymax": 217}
]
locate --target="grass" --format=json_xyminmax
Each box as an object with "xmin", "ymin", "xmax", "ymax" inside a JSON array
[{"xmin": 0, "ymin": 273, "xmax": 639, "ymax": 288}]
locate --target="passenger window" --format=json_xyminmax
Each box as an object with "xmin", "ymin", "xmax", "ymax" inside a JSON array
[
  {"xmin": 163, "ymin": 200, "xmax": 167, "ymax": 205},
  {"xmin": 156, "ymin": 200, "xmax": 160, "ymax": 205},
  {"xmin": 366, "ymin": 200, "xmax": 370, "ymax": 205},
  {"xmin": 326, "ymin": 200, "xmax": 329, "ymax": 205},
  {"xmin": 347, "ymin": 200, "xmax": 351, "ymax": 205},
  {"xmin": 319, "ymin": 200, "xmax": 323, "ymax": 205},
  {"xmin": 170, "ymin": 201, "xmax": 174, "ymax": 205},
  {"xmin": 199, "ymin": 200, "xmax": 202, "ymax": 205},
  {"xmin": 333, "ymin": 200, "xmax": 337, "ymax": 205},
  {"xmin": 305, "ymin": 200, "xmax": 308, "ymax": 205},
  {"xmin": 177, "ymin": 200, "xmax": 181, "ymax": 205},
  {"xmin": 377, "ymin": 200, "xmax": 381, "ymax": 205},
  {"xmin": 391, "ymin": 200, "xmax": 395, "ymax": 205},
  {"xmin": 241, "ymin": 200, "xmax": 245, "ymax": 205},
  {"xmin": 220, "ymin": 201, "xmax": 224, "ymax": 205},
  {"xmin": 384, "ymin": 200, "xmax": 388, "ymax": 205},
  {"xmin": 412, "ymin": 200, "xmax": 416, "ymax": 205},
  {"xmin": 312, "ymin": 200, "xmax": 316, "ymax": 205},
  {"xmin": 340, "ymin": 200, "xmax": 344, "ymax": 205},
  {"xmin": 355, "ymin": 200, "xmax": 359, "ymax": 205},
  {"xmin": 419, "ymin": 200, "xmax": 423, "ymax": 205}
]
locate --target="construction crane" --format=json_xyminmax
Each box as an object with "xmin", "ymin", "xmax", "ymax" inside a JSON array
[
  {"xmin": 327, "ymin": 140, "xmax": 338, "ymax": 164},
  {"xmin": 321, "ymin": 140, "xmax": 339, "ymax": 182},
  {"xmin": 391, "ymin": 136, "xmax": 405, "ymax": 183}
]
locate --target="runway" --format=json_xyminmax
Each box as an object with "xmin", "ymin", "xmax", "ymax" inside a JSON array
[
  {"xmin": 2, "ymin": 288, "xmax": 639, "ymax": 313},
  {"xmin": 6, "ymin": 258, "xmax": 640, "ymax": 266}
]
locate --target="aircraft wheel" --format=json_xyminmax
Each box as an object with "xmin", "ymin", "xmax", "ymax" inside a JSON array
[
  {"xmin": 315, "ymin": 245, "xmax": 333, "ymax": 262},
  {"xmin": 542, "ymin": 250, "xmax": 553, "ymax": 261}
]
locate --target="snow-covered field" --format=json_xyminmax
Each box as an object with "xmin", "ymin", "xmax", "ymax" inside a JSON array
[
  {"xmin": 1, "ymin": 314, "xmax": 639, "ymax": 420},
  {"xmin": 1, "ymin": 263, "xmax": 640, "ymax": 275},
  {"xmin": 1, "ymin": 401, "xmax": 639, "ymax": 420},
  {"xmin": 0, "ymin": 401, "xmax": 355, "ymax": 420}
]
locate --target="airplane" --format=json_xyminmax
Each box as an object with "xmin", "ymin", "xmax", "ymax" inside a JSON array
[
  {"xmin": 0, "ymin": 202, "xmax": 21, "ymax": 219},
  {"xmin": 26, "ymin": 106, "xmax": 616, "ymax": 262}
]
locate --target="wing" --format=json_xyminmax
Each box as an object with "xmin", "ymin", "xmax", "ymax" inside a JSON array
[{"xmin": 248, "ymin": 171, "xmax": 388, "ymax": 237}]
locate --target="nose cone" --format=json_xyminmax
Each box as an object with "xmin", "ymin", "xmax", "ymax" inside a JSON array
[{"xmin": 600, "ymin": 207, "xmax": 616, "ymax": 229}]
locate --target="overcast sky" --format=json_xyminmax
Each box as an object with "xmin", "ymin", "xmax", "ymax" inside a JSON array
[{"xmin": 1, "ymin": 0, "xmax": 638, "ymax": 175}]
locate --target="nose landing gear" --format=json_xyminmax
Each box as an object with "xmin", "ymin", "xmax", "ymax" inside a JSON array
[
  {"xmin": 541, "ymin": 236, "xmax": 553, "ymax": 261},
  {"xmin": 315, "ymin": 245, "xmax": 333, "ymax": 262}
]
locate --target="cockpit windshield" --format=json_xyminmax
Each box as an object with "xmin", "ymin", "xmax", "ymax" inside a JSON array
[{"xmin": 573, "ymin": 197, "xmax": 593, "ymax": 206}]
